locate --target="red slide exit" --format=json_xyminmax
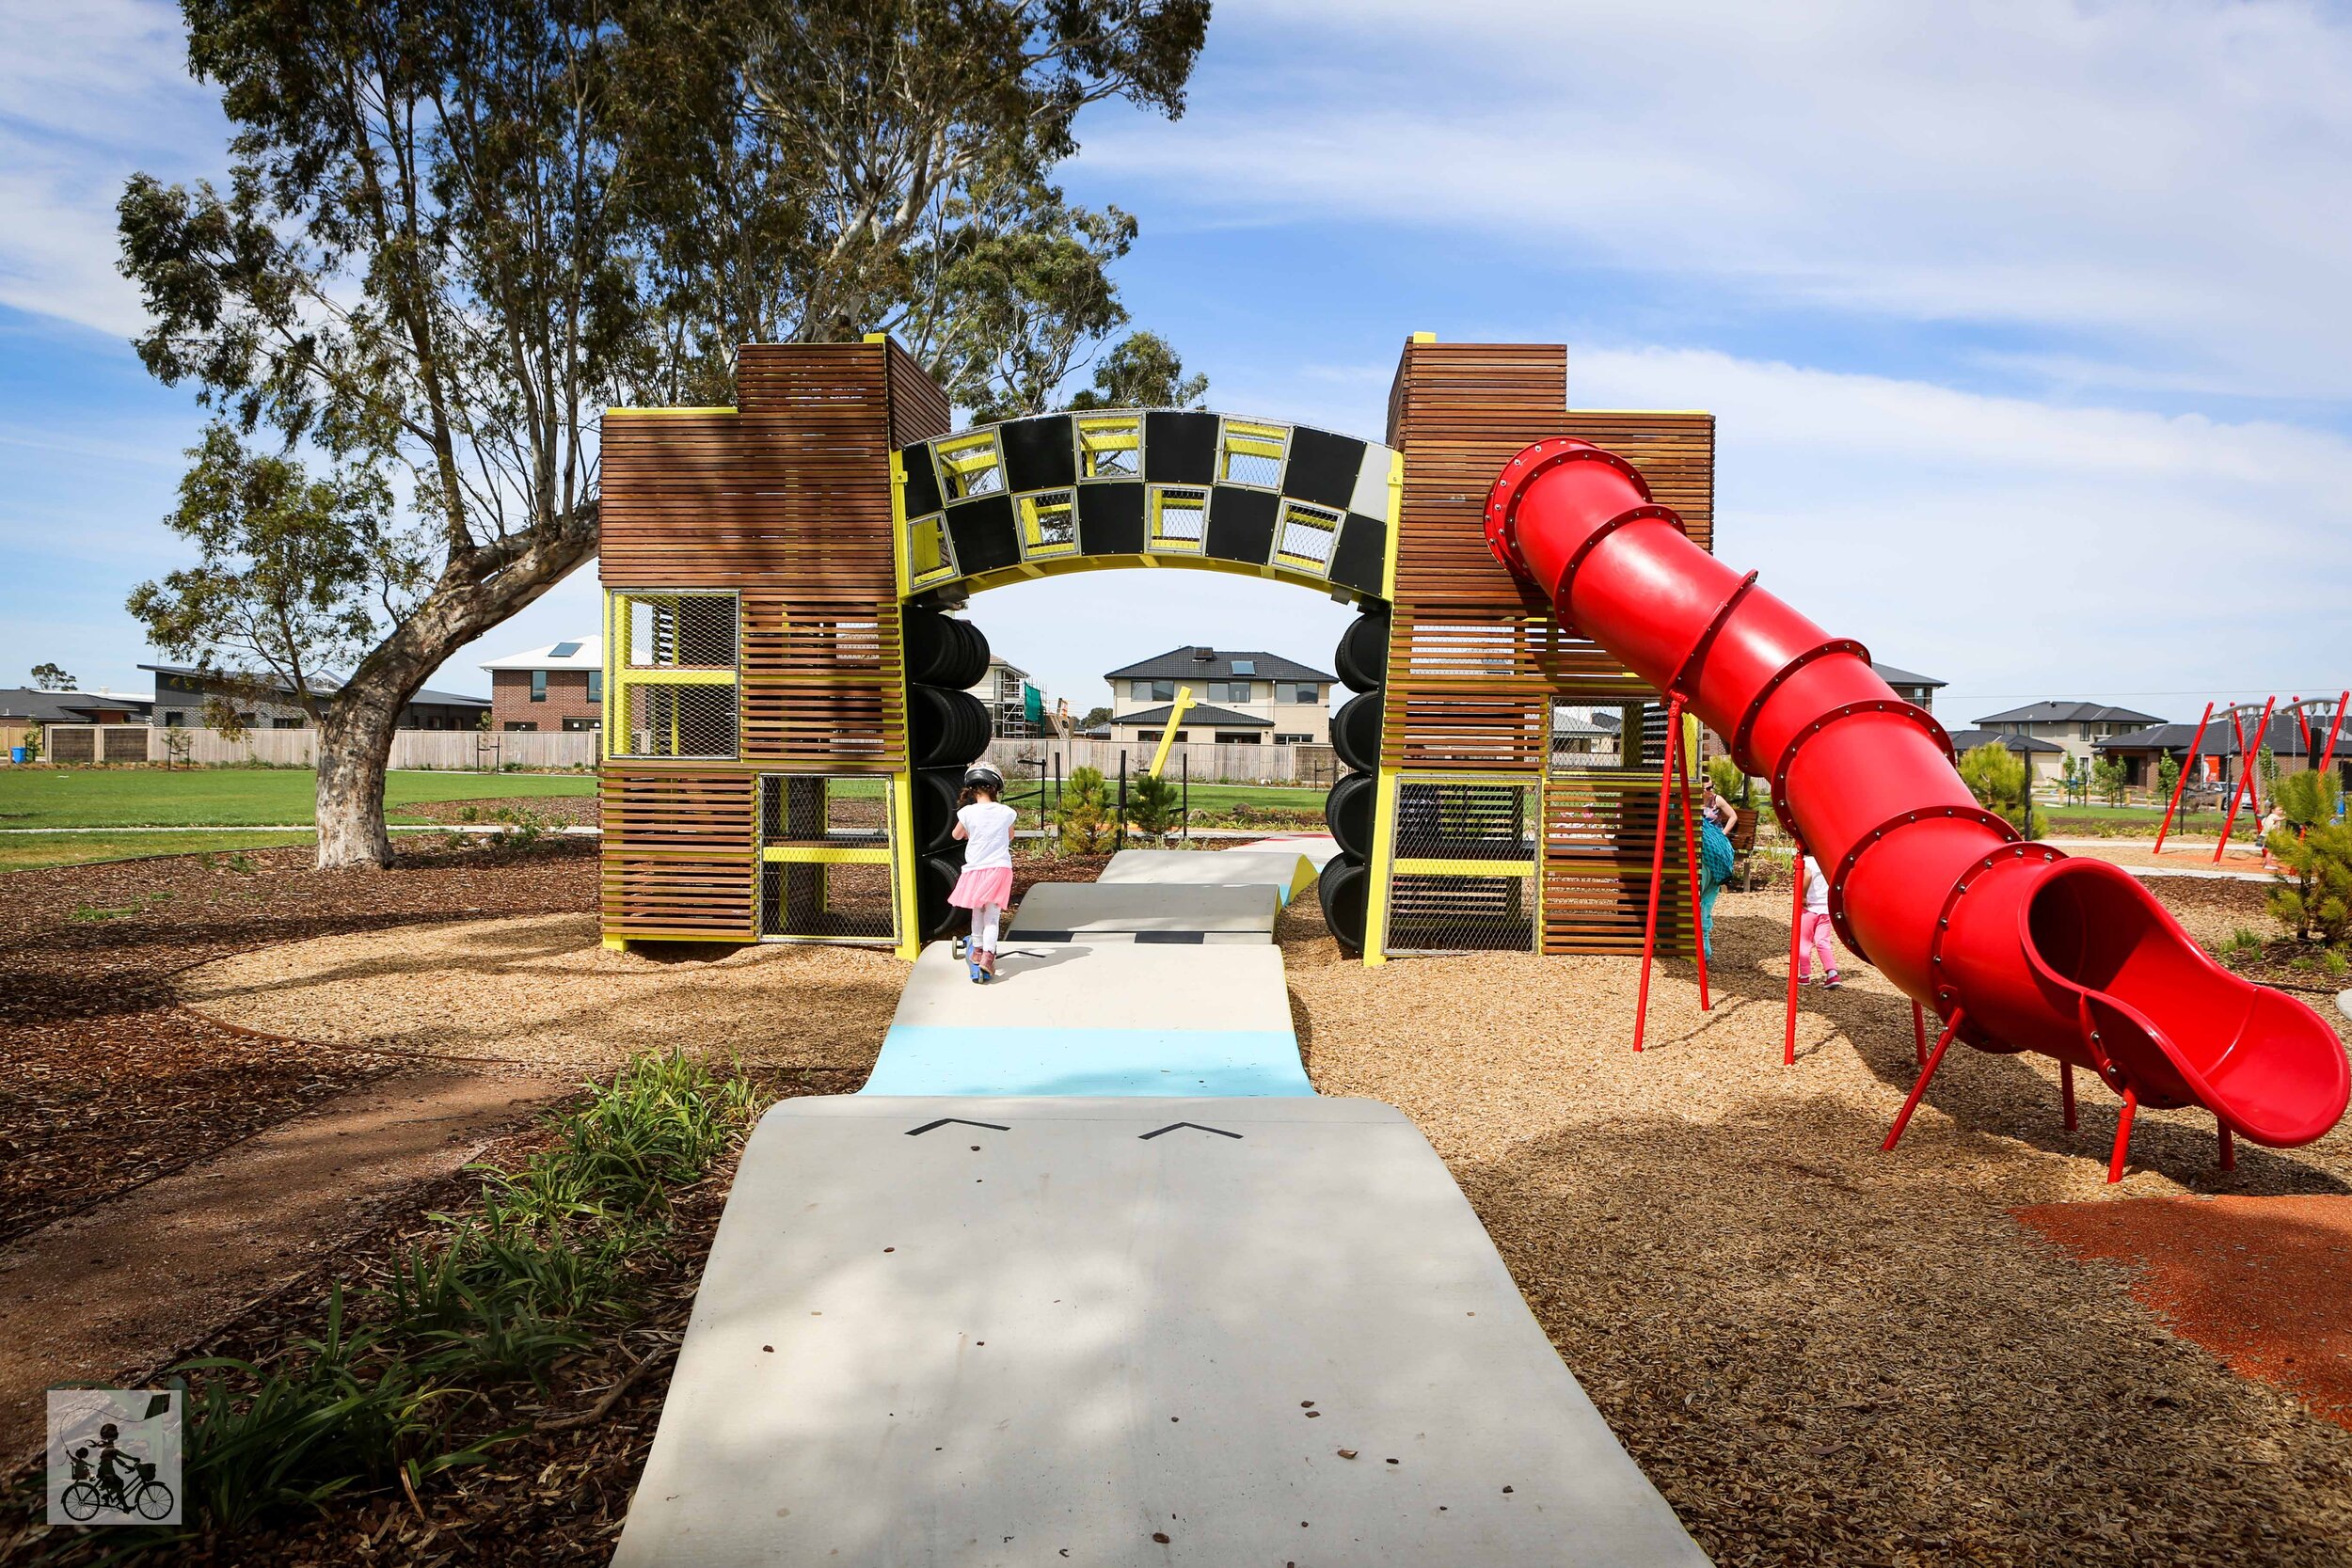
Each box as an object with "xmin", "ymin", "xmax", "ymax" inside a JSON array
[{"xmin": 1485, "ymin": 439, "xmax": 2347, "ymax": 1159}]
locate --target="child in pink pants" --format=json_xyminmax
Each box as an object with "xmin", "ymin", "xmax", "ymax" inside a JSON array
[{"xmin": 1798, "ymin": 854, "xmax": 1840, "ymax": 987}]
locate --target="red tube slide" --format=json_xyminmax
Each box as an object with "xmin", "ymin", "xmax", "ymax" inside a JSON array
[{"xmin": 1485, "ymin": 439, "xmax": 2348, "ymax": 1150}]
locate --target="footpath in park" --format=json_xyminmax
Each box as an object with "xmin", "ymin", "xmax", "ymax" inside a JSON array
[{"xmin": 614, "ymin": 838, "xmax": 1712, "ymax": 1567}]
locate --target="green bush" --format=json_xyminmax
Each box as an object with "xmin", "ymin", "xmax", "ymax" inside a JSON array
[
  {"xmin": 1127, "ymin": 770, "xmax": 1182, "ymax": 838},
  {"xmin": 1957, "ymin": 742, "xmax": 2030, "ymax": 834},
  {"xmin": 1058, "ymin": 765, "xmax": 1112, "ymax": 853},
  {"xmin": 2268, "ymin": 817, "xmax": 2352, "ymax": 948}
]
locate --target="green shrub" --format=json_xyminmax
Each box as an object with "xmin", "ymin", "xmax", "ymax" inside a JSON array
[
  {"xmin": 1058, "ymin": 765, "xmax": 1112, "ymax": 853},
  {"xmin": 2268, "ymin": 818, "xmax": 2352, "ymax": 947},
  {"xmin": 1957, "ymin": 742, "xmax": 2030, "ymax": 834},
  {"xmin": 1127, "ymin": 770, "xmax": 1182, "ymax": 838}
]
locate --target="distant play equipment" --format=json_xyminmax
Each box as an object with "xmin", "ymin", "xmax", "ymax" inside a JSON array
[{"xmin": 1481, "ymin": 437, "xmax": 2350, "ymax": 1175}]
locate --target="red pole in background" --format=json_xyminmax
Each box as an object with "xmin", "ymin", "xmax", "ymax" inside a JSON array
[
  {"xmin": 2319, "ymin": 692, "xmax": 2349, "ymax": 810},
  {"xmin": 2151, "ymin": 701, "xmax": 2211, "ymax": 858},
  {"xmin": 1673, "ymin": 710, "xmax": 1711, "ymax": 1012},
  {"xmin": 1784, "ymin": 841, "xmax": 1804, "ymax": 1067},
  {"xmin": 1630, "ymin": 699, "xmax": 1680, "ymax": 1053},
  {"xmin": 2215, "ymin": 696, "xmax": 2276, "ymax": 863}
]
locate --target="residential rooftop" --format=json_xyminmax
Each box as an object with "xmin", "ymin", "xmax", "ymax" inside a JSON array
[
  {"xmin": 1104, "ymin": 646, "xmax": 1334, "ymax": 683},
  {"xmin": 1973, "ymin": 700, "xmax": 2164, "ymax": 726}
]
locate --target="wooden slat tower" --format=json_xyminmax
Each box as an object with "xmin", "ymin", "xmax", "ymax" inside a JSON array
[
  {"xmin": 595, "ymin": 332, "xmax": 1712, "ymax": 962},
  {"xmin": 1370, "ymin": 336, "xmax": 1718, "ymax": 958},
  {"xmin": 597, "ymin": 338, "xmax": 946, "ymax": 948}
]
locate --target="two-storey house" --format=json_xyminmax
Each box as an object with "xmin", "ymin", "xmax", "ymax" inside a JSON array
[{"xmin": 1104, "ymin": 647, "xmax": 1334, "ymax": 747}]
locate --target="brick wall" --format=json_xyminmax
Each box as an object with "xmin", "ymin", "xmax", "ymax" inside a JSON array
[{"xmin": 491, "ymin": 669, "xmax": 601, "ymax": 731}]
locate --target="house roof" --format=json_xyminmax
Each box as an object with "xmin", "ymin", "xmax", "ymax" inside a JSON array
[
  {"xmin": 480, "ymin": 637, "xmax": 603, "ymax": 672},
  {"xmin": 2096, "ymin": 717, "xmax": 2339, "ymax": 758},
  {"xmin": 1947, "ymin": 727, "xmax": 2063, "ymax": 754},
  {"xmin": 1972, "ymin": 700, "xmax": 2165, "ymax": 726},
  {"xmin": 0, "ymin": 688, "xmax": 152, "ymax": 722},
  {"xmin": 1104, "ymin": 646, "xmax": 1334, "ymax": 683},
  {"xmin": 140, "ymin": 663, "xmax": 489, "ymax": 708},
  {"xmin": 1109, "ymin": 702, "xmax": 1272, "ymax": 728},
  {"xmin": 1870, "ymin": 662, "xmax": 1947, "ymax": 689}
]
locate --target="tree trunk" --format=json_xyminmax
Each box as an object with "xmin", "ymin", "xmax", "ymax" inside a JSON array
[
  {"xmin": 316, "ymin": 692, "xmax": 405, "ymax": 869},
  {"xmin": 310, "ymin": 509, "xmax": 600, "ymax": 871}
]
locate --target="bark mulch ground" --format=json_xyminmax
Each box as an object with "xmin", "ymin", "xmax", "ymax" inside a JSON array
[
  {"xmin": 0, "ymin": 840, "xmax": 596, "ymax": 1247},
  {"xmin": 389, "ymin": 796, "xmax": 602, "ymax": 828},
  {"xmin": 1279, "ymin": 875, "xmax": 2352, "ymax": 1567}
]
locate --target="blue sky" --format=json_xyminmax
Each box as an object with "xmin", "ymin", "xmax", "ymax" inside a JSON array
[{"xmin": 3, "ymin": 0, "xmax": 2348, "ymax": 727}]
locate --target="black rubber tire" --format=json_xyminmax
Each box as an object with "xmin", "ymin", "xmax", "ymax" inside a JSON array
[
  {"xmin": 1336, "ymin": 610, "xmax": 1391, "ymax": 694},
  {"xmin": 1330, "ymin": 691, "xmax": 1384, "ymax": 774},
  {"xmin": 1318, "ymin": 856, "xmax": 1368, "ymax": 954},
  {"xmin": 904, "ymin": 611, "xmax": 992, "ymax": 689},
  {"xmin": 1325, "ymin": 772, "xmax": 1375, "ymax": 858},
  {"xmin": 916, "ymin": 851, "xmax": 967, "ymax": 941},
  {"xmin": 912, "ymin": 767, "xmax": 963, "ymax": 852},
  {"xmin": 912, "ymin": 687, "xmax": 992, "ymax": 768}
]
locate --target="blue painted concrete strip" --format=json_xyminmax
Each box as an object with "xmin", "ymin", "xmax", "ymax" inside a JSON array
[{"xmin": 860, "ymin": 1025, "xmax": 1313, "ymax": 1098}]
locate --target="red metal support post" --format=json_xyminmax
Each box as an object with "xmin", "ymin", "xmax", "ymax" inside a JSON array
[
  {"xmin": 1783, "ymin": 841, "xmax": 1804, "ymax": 1067},
  {"xmin": 1911, "ymin": 1000, "xmax": 1929, "ymax": 1070},
  {"xmin": 2107, "ymin": 1087, "xmax": 2139, "ymax": 1183},
  {"xmin": 2060, "ymin": 1060, "xmax": 2077, "ymax": 1132},
  {"xmin": 1883, "ymin": 1008, "xmax": 1966, "ymax": 1152},
  {"xmin": 1672, "ymin": 705, "xmax": 1711, "ymax": 1012},
  {"xmin": 1630, "ymin": 699, "xmax": 1679, "ymax": 1053},
  {"xmin": 2215, "ymin": 697, "xmax": 2276, "ymax": 863},
  {"xmin": 2152, "ymin": 701, "xmax": 2212, "ymax": 858},
  {"xmin": 2318, "ymin": 691, "xmax": 2348, "ymax": 800}
]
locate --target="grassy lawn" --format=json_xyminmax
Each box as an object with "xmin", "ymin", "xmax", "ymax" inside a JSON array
[
  {"xmin": 0, "ymin": 829, "xmax": 316, "ymax": 873},
  {"xmin": 0, "ymin": 768, "xmax": 594, "ymax": 830},
  {"xmin": 2039, "ymin": 803, "xmax": 2242, "ymax": 838},
  {"xmin": 996, "ymin": 778, "xmax": 1327, "ymax": 816}
]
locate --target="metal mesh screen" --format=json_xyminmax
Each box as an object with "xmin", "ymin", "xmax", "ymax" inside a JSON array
[
  {"xmin": 626, "ymin": 593, "xmax": 739, "ymax": 668},
  {"xmin": 618, "ymin": 682, "xmax": 738, "ymax": 759},
  {"xmin": 1384, "ymin": 776, "xmax": 1540, "ymax": 955},
  {"xmin": 758, "ymin": 776, "xmax": 890, "ymax": 847},
  {"xmin": 759, "ymin": 861, "xmax": 897, "ymax": 941}
]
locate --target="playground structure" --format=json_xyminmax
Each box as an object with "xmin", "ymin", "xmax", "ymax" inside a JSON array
[
  {"xmin": 597, "ymin": 336, "xmax": 1717, "ymax": 964},
  {"xmin": 2152, "ymin": 693, "xmax": 2349, "ymax": 859},
  {"xmin": 602, "ymin": 334, "xmax": 2349, "ymax": 1564}
]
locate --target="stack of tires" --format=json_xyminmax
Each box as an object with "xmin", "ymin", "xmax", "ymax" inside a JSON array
[
  {"xmin": 904, "ymin": 608, "xmax": 994, "ymax": 942},
  {"xmin": 1321, "ymin": 606, "xmax": 1388, "ymax": 953}
]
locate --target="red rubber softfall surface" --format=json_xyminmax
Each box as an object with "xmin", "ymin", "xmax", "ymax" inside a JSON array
[
  {"xmin": 2016, "ymin": 1196, "xmax": 2352, "ymax": 1430},
  {"xmin": 1485, "ymin": 439, "xmax": 2348, "ymax": 1148}
]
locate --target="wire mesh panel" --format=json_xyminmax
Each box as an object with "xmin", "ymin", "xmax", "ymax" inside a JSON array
[
  {"xmin": 1383, "ymin": 775, "xmax": 1541, "ymax": 955},
  {"xmin": 758, "ymin": 774, "xmax": 898, "ymax": 942},
  {"xmin": 625, "ymin": 593, "xmax": 739, "ymax": 669},
  {"xmin": 619, "ymin": 682, "xmax": 738, "ymax": 759}
]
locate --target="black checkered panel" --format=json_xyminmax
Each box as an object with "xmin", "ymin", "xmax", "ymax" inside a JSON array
[{"xmin": 899, "ymin": 411, "xmax": 1393, "ymax": 599}]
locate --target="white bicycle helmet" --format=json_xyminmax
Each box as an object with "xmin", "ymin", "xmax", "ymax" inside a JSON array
[{"xmin": 962, "ymin": 763, "xmax": 1004, "ymax": 792}]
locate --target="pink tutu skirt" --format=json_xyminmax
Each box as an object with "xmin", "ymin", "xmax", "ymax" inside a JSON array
[{"xmin": 947, "ymin": 865, "xmax": 1013, "ymax": 910}]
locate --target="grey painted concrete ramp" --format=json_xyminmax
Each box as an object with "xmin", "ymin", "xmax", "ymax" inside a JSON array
[
  {"xmin": 1008, "ymin": 880, "xmax": 1279, "ymax": 942},
  {"xmin": 613, "ymin": 1095, "xmax": 1708, "ymax": 1567},
  {"xmin": 1098, "ymin": 848, "xmax": 1316, "ymax": 902}
]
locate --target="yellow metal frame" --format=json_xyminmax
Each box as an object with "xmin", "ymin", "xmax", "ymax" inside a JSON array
[
  {"xmin": 1274, "ymin": 499, "xmax": 1343, "ymax": 573},
  {"xmin": 1375, "ymin": 768, "xmax": 1546, "ymax": 958},
  {"xmin": 1076, "ymin": 414, "xmax": 1141, "ymax": 478},
  {"xmin": 1360, "ymin": 438, "xmax": 1409, "ymax": 964},
  {"xmin": 1148, "ymin": 486, "xmax": 1208, "ymax": 552},
  {"xmin": 762, "ymin": 844, "xmax": 893, "ymax": 865},
  {"xmin": 1218, "ymin": 419, "xmax": 1288, "ymax": 483},
  {"xmin": 934, "ymin": 431, "xmax": 1001, "ymax": 501},
  {"xmin": 1147, "ymin": 686, "xmax": 1195, "ymax": 777},
  {"xmin": 1016, "ymin": 489, "xmax": 1080, "ymax": 558}
]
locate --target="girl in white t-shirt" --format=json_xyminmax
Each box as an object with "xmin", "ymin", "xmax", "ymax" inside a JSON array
[{"xmin": 949, "ymin": 764, "xmax": 1017, "ymax": 982}]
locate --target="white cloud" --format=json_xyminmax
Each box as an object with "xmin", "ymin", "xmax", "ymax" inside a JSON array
[
  {"xmin": 1083, "ymin": 0, "xmax": 2352, "ymax": 399},
  {"xmin": 0, "ymin": 0, "xmax": 228, "ymax": 338},
  {"xmin": 1564, "ymin": 344, "xmax": 2352, "ymax": 712}
]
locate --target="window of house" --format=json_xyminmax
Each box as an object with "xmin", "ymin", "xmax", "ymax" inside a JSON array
[
  {"xmin": 562, "ymin": 717, "xmax": 600, "ymax": 732},
  {"xmin": 1215, "ymin": 731, "xmax": 1262, "ymax": 745},
  {"xmin": 1133, "ymin": 679, "xmax": 1175, "ymax": 702},
  {"xmin": 586, "ymin": 671, "xmax": 603, "ymax": 704},
  {"xmin": 505, "ymin": 721, "xmax": 539, "ymax": 732},
  {"xmin": 1282, "ymin": 682, "xmax": 1320, "ymax": 704},
  {"xmin": 1274, "ymin": 733, "xmax": 1314, "ymax": 744},
  {"xmin": 531, "ymin": 670, "xmax": 548, "ymax": 703},
  {"xmin": 1212, "ymin": 680, "xmax": 1255, "ymax": 703}
]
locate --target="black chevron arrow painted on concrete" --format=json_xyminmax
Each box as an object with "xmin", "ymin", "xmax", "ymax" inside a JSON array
[
  {"xmin": 905, "ymin": 1117, "xmax": 1012, "ymax": 1136},
  {"xmin": 1137, "ymin": 1122, "xmax": 1243, "ymax": 1141}
]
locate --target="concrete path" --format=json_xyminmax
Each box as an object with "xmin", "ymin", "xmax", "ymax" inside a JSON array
[
  {"xmin": 612, "ymin": 1095, "xmax": 1708, "ymax": 1568},
  {"xmin": 0, "ymin": 1069, "xmax": 564, "ymax": 1458},
  {"xmin": 1097, "ymin": 847, "xmax": 1318, "ymax": 903},
  {"xmin": 861, "ymin": 943, "xmax": 1310, "ymax": 1097},
  {"xmin": 1007, "ymin": 882, "xmax": 1279, "ymax": 942}
]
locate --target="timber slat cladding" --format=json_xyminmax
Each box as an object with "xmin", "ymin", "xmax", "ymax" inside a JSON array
[
  {"xmin": 1559, "ymin": 411, "xmax": 1715, "ymax": 552},
  {"xmin": 1384, "ymin": 339, "xmax": 1712, "ymax": 955},
  {"xmin": 601, "ymin": 341, "xmax": 944, "ymax": 944}
]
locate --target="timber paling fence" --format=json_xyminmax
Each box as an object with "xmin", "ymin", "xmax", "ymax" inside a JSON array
[
  {"xmin": 38, "ymin": 724, "xmax": 600, "ymax": 770},
  {"xmin": 29, "ymin": 725, "xmax": 1335, "ymax": 786}
]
